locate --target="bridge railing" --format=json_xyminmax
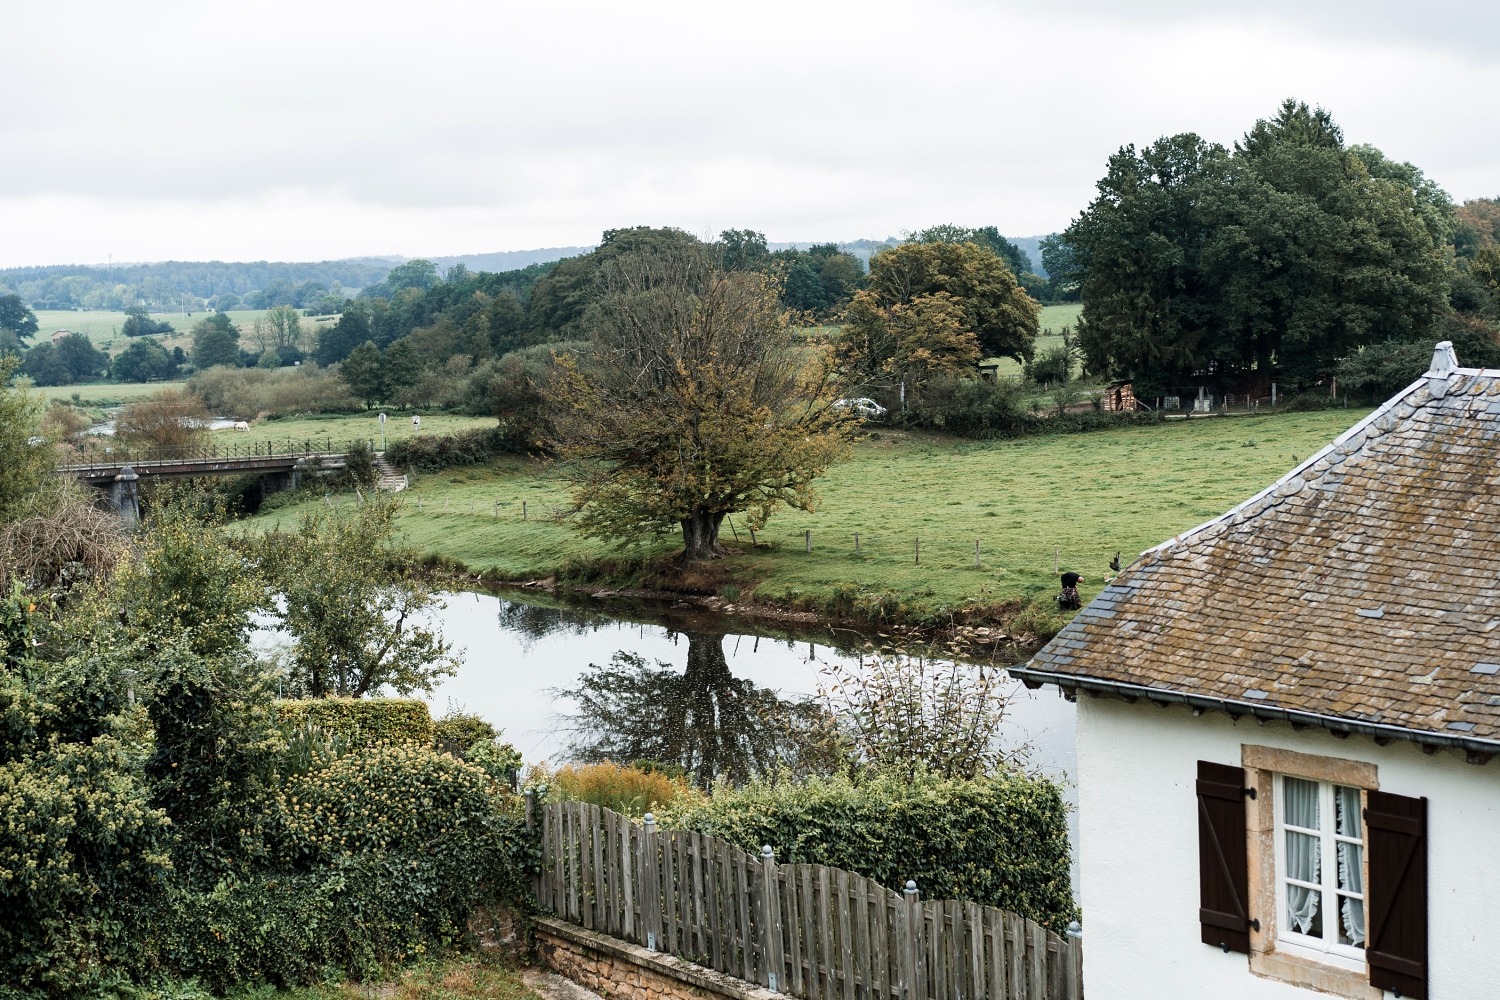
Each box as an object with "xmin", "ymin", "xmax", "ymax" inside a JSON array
[{"xmin": 58, "ymin": 437, "xmax": 374, "ymax": 469}]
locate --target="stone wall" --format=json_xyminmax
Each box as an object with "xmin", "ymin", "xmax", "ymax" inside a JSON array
[{"xmin": 535, "ymin": 917, "xmax": 778, "ymax": 1000}]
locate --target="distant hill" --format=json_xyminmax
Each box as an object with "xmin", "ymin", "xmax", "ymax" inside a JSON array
[
  {"xmin": 1007, "ymin": 236, "xmax": 1049, "ymax": 277},
  {"xmin": 1, "ymin": 234, "xmax": 1056, "ymax": 312},
  {"xmin": 427, "ymin": 246, "xmax": 595, "ymax": 274}
]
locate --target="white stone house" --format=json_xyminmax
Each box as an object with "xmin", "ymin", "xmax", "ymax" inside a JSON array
[{"xmin": 1013, "ymin": 343, "xmax": 1499, "ymax": 1000}]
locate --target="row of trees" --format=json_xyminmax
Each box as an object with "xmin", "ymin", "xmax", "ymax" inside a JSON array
[{"xmin": 1056, "ymin": 99, "xmax": 1498, "ymax": 397}]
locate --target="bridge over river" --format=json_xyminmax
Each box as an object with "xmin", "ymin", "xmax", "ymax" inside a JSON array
[{"xmin": 57, "ymin": 438, "xmax": 371, "ymax": 522}]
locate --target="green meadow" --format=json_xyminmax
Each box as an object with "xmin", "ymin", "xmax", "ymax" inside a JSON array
[
  {"xmin": 251, "ymin": 407, "xmax": 1365, "ymax": 622},
  {"xmin": 32, "ymin": 308, "xmax": 339, "ymax": 357},
  {"xmin": 213, "ymin": 410, "xmax": 495, "ymax": 444}
]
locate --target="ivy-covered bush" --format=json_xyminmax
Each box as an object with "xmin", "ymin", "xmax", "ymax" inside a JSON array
[
  {"xmin": 664, "ymin": 769, "xmax": 1077, "ymax": 931},
  {"xmin": 156, "ymin": 743, "xmax": 537, "ymax": 992},
  {"xmin": 385, "ymin": 425, "xmax": 510, "ymax": 472},
  {"xmin": 275, "ymin": 696, "xmax": 434, "ymax": 748}
]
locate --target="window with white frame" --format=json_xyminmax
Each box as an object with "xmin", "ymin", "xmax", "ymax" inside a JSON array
[{"xmin": 1274, "ymin": 775, "xmax": 1366, "ymax": 966}]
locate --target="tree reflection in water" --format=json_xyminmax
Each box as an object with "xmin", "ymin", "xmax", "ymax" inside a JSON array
[{"xmin": 556, "ymin": 630, "xmax": 844, "ymax": 788}]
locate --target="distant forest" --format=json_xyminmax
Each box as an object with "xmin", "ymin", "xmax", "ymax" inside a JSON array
[{"xmin": 0, "ymin": 236, "xmax": 1045, "ymax": 315}]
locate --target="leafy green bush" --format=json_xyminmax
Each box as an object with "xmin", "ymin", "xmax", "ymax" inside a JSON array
[
  {"xmin": 386, "ymin": 425, "xmax": 511, "ymax": 472},
  {"xmin": 275, "ymin": 697, "xmax": 435, "ymax": 748},
  {"xmin": 905, "ymin": 376, "xmax": 1148, "ymax": 439},
  {"xmin": 664, "ymin": 769, "xmax": 1077, "ymax": 931}
]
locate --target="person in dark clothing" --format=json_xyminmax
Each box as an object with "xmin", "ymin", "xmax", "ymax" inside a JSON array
[{"xmin": 1056, "ymin": 571, "xmax": 1082, "ymax": 610}]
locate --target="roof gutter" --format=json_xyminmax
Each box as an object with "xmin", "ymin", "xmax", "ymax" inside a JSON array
[{"xmin": 1009, "ymin": 664, "xmax": 1500, "ymax": 766}]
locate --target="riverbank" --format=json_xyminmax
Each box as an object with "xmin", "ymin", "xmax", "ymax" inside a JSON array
[{"xmin": 246, "ymin": 408, "xmax": 1367, "ymax": 638}]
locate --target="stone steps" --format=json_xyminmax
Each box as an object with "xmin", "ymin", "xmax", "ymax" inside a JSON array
[{"xmin": 373, "ymin": 453, "xmax": 408, "ymax": 493}]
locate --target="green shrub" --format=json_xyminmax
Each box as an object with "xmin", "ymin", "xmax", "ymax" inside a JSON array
[
  {"xmin": 386, "ymin": 425, "xmax": 511, "ymax": 472},
  {"xmin": 274, "ymin": 697, "xmax": 434, "ymax": 748},
  {"xmin": 664, "ymin": 769, "xmax": 1077, "ymax": 931},
  {"xmin": 158, "ymin": 742, "xmax": 537, "ymax": 992}
]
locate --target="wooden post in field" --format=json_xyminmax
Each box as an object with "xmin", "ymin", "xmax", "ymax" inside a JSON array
[
  {"xmin": 805, "ymin": 530, "xmax": 811, "ymax": 554},
  {"xmin": 915, "ymin": 536, "xmax": 920, "ymax": 564},
  {"xmin": 854, "ymin": 532, "xmax": 860, "ymax": 554},
  {"xmin": 523, "ymin": 501, "xmax": 528, "ymax": 520},
  {"xmin": 494, "ymin": 501, "xmax": 500, "ymax": 518}
]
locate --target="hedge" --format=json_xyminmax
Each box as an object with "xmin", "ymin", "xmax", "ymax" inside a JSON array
[
  {"xmin": 663, "ymin": 769, "xmax": 1077, "ymax": 931},
  {"xmin": 275, "ymin": 696, "xmax": 434, "ymax": 748},
  {"xmin": 385, "ymin": 426, "xmax": 511, "ymax": 472}
]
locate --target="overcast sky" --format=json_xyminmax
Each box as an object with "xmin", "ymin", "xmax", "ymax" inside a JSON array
[{"xmin": 4, "ymin": 0, "xmax": 1497, "ymax": 268}]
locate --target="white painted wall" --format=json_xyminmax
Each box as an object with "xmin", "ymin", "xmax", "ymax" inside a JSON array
[{"xmin": 1075, "ymin": 696, "xmax": 1499, "ymax": 999}]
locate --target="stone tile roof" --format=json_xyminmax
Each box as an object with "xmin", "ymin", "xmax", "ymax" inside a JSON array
[{"xmin": 1024, "ymin": 343, "xmax": 1500, "ymax": 746}]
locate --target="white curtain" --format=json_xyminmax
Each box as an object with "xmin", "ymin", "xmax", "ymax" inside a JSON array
[
  {"xmin": 1336, "ymin": 785, "xmax": 1366, "ymax": 946},
  {"xmin": 1283, "ymin": 777, "xmax": 1322, "ymax": 935}
]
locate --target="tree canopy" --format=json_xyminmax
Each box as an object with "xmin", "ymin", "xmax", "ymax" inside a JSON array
[
  {"xmin": 189, "ymin": 312, "xmax": 241, "ymax": 369},
  {"xmin": 1064, "ymin": 99, "xmax": 1452, "ymax": 394},
  {"xmin": 0, "ymin": 294, "xmax": 38, "ymax": 343},
  {"xmin": 841, "ymin": 240, "xmax": 1040, "ymax": 392},
  {"xmin": 552, "ymin": 246, "xmax": 853, "ymax": 561}
]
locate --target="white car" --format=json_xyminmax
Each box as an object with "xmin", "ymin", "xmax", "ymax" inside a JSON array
[{"xmin": 833, "ymin": 397, "xmax": 888, "ymax": 420}]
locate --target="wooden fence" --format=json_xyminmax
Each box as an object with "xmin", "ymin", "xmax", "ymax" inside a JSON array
[{"xmin": 533, "ymin": 801, "xmax": 1082, "ymax": 1000}]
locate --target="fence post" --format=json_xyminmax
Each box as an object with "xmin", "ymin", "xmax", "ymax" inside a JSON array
[
  {"xmin": 760, "ymin": 845, "xmax": 785, "ymax": 991},
  {"xmin": 805, "ymin": 529, "xmax": 811, "ymax": 554},
  {"xmin": 523, "ymin": 501, "xmax": 528, "ymax": 520},
  {"xmin": 642, "ymin": 812, "xmax": 661, "ymax": 952},
  {"xmin": 914, "ymin": 537, "xmax": 920, "ymax": 565},
  {"xmin": 1065, "ymin": 921, "xmax": 1083, "ymax": 999},
  {"xmin": 902, "ymin": 880, "xmax": 924, "ymax": 1000},
  {"xmin": 854, "ymin": 532, "xmax": 860, "ymax": 554}
]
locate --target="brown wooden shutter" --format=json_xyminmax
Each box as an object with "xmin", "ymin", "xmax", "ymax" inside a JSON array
[
  {"xmin": 1366, "ymin": 790, "xmax": 1427, "ymax": 1000},
  {"xmin": 1197, "ymin": 759, "xmax": 1251, "ymax": 953}
]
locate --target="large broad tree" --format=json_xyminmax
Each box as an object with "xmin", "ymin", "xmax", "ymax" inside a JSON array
[
  {"xmin": 189, "ymin": 313, "xmax": 241, "ymax": 369},
  {"xmin": 1064, "ymin": 132, "xmax": 1230, "ymax": 388},
  {"xmin": 863, "ymin": 240, "xmax": 1040, "ymax": 362},
  {"xmin": 553, "ymin": 246, "xmax": 853, "ymax": 562},
  {"xmin": 0, "ymin": 294, "xmax": 38, "ymax": 343},
  {"xmin": 1066, "ymin": 100, "xmax": 1451, "ymax": 393}
]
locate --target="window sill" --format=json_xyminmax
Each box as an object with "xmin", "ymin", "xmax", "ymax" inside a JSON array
[{"xmin": 1250, "ymin": 946, "xmax": 1381, "ymax": 999}]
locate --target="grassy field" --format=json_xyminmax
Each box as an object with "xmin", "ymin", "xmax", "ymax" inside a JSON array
[
  {"xmin": 33, "ymin": 308, "xmax": 339, "ymax": 357},
  {"xmin": 249, "ymin": 408, "xmax": 1367, "ymax": 622},
  {"xmin": 43, "ymin": 380, "xmax": 188, "ymax": 405},
  {"xmin": 215, "ymin": 411, "xmax": 495, "ymax": 445}
]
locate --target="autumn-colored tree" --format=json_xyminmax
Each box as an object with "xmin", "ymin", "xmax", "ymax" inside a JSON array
[
  {"xmin": 552, "ymin": 247, "xmax": 854, "ymax": 562},
  {"xmin": 114, "ymin": 389, "xmax": 210, "ymax": 451},
  {"xmin": 860, "ymin": 240, "xmax": 1040, "ymax": 362},
  {"xmin": 843, "ymin": 289, "xmax": 981, "ymax": 394}
]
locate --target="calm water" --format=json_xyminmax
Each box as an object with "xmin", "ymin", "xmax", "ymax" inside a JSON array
[{"xmin": 418, "ymin": 591, "xmax": 1077, "ymax": 793}]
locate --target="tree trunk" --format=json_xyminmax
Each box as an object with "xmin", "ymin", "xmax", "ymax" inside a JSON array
[{"xmin": 679, "ymin": 508, "xmax": 727, "ymax": 561}]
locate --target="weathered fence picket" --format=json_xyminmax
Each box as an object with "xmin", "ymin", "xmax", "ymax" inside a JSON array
[{"xmin": 532, "ymin": 801, "xmax": 1081, "ymax": 1000}]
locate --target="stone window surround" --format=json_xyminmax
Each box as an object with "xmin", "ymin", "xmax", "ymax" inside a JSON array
[{"xmin": 1242, "ymin": 744, "xmax": 1382, "ymax": 999}]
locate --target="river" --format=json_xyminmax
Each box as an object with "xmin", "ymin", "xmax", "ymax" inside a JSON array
[{"xmin": 388, "ymin": 592, "xmax": 1077, "ymax": 868}]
